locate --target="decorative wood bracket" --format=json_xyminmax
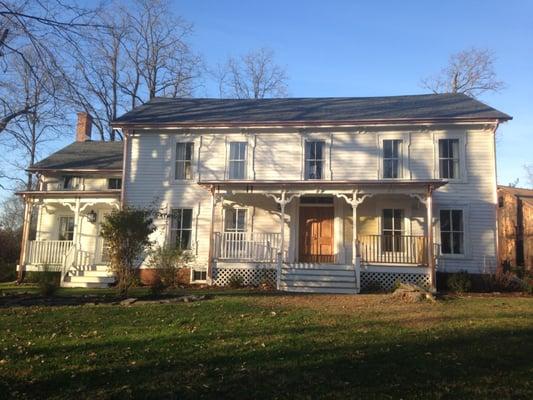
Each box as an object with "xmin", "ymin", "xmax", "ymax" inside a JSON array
[
  {"xmin": 335, "ymin": 189, "xmax": 374, "ymax": 208},
  {"xmin": 265, "ymin": 191, "xmax": 301, "ymax": 206}
]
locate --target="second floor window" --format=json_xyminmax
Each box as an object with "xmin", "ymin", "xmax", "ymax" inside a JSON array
[
  {"xmin": 175, "ymin": 142, "xmax": 194, "ymax": 180},
  {"xmin": 305, "ymin": 141, "xmax": 325, "ymax": 180},
  {"xmin": 107, "ymin": 178, "xmax": 122, "ymax": 190},
  {"xmin": 63, "ymin": 176, "xmax": 81, "ymax": 190},
  {"xmin": 170, "ymin": 208, "xmax": 193, "ymax": 249},
  {"xmin": 58, "ymin": 216, "xmax": 75, "ymax": 241},
  {"xmin": 439, "ymin": 139, "xmax": 460, "ymax": 179},
  {"xmin": 228, "ymin": 142, "xmax": 247, "ymax": 179},
  {"xmin": 383, "ymin": 139, "xmax": 402, "ymax": 178}
]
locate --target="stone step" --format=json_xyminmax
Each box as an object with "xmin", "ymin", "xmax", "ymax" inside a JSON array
[
  {"xmin": 68, "ymin": 276, "xmax": 115, "ymax": 284},
  {"xmin": 79, "ymin": 270, "xmax": 114, "ymax": 278},
  {"xmin": 282, "ymin": 280, "xmax": 356, "ymax": 289},
  {"xmin": 280, "ymin": 285, "xmax": 358, "ymax": 294},
  {"xmin": 61, "ymin": 281, "xmax": 111, "ymax": 289}
]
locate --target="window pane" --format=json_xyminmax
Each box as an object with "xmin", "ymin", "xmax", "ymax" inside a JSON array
[
  {"xmin": 314, "ymin": 142, "xmax": 323, "ymax": 159},
  {"xmin": 439, "ymin": 140, "xmax": 449, "ymax": 158},
  {"xmin": 225, "ymin": 209, "xmax": 236, "ymax": 231},
  {"xmin": 392, "ymin": 140, "xmax": 400, "ymax": 158},
  {"xmin": 440, "ymin": 210, "xmax": 450, "ymax": 231},
  {"xmin": 237, "ymin": 210, "xmax": 246, "ymax": 231},
  {"xmin": 452, "ymin": 232, "xmax": 463, "ymax": 254},
  {"xmin": 451, "ymin": 210, "xmax": 463, "ymax": 231},
  {"xmin": 383, "ymin": 209, "xmax": 392, "ymax": 230},
  {"xmin": 441, "ymin": 232, "xmax": 451, "ymax": 254},
  {"xmin": 180, "ymin": 230, "xmax": 192, "ymax": 249},
  {"xmin": 440, "ymin": 159, "xmax": 449, "ymax": 179},
  {"xmin": 229, "ymin": 160, "xmax": 245, "ymax": 179},
  {"xmin": 230, "ymin": 142, "xmax": 246, "ymax": 160},
  {"xmin": 182, "ymin": 209, "xmax": 193, "ymax": 229},
  {"xmin": 383, "ymin": 140, "xmax": 393, "ymax": 158},
  {"xmin": 185, "ymin": 143, "xmax": 193, "ymax": 160},
  {"xmin": 450, "ymin": 139, "xmax": 459, "ymax": 158},
  {"xmin": 383, "ymin": 160, "xmax": 393, "ymax": 178},
  {"xmin": 393, "ymin": 209, "xmax": 403, "ymax": 230}
]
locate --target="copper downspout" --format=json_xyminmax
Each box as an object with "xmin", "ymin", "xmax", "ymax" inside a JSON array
[
  {"xmin": 120, "ymin": 129, "xmax": 130, "ymax": 209},
  {"xmin": 207, "ymin": 185, "xmax": 216, "ymax": 284},
  {"xmin": 17, "ymin": 196, "xmax": 31, "ymax": 283}
]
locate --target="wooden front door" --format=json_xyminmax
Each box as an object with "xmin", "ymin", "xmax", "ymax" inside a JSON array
[{"xmin": 299, "ymin": 206, "xmax": 334, "ymax": 263}]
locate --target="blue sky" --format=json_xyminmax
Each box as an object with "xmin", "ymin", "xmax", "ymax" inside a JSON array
[
  {"xmin": 1, "ymin": 0, "xmax": 531, "ymax": 200},
  {"xmin": 180, "ymin": 0, "xmax": 532, "ymax": 186}
]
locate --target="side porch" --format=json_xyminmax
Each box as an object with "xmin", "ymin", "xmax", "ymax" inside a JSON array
[
  {"xmin": 201, "ymin": 179, "xmax": 445, "ymax": 293},
  {"xmin": 17, "ymin": 191, "xmax": 120, "ymax": 288}
]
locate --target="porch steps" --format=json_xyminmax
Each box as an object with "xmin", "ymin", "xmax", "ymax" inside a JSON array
[
  {"xmin": 280, "ymin": 264, "xmax": 357, "ymax": 294},
  {"xmin": 62, "ymin": 264, "xmax": 116, "ymax": 288}
]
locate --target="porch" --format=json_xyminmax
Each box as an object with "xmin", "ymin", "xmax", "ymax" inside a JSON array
[
  {"xmin": 201, "ymin": 179, "xmax": 446, "ymax": 293},
  {"xmin": 17, "ymin": 191, "xmax": 120, "ymax": 287}
]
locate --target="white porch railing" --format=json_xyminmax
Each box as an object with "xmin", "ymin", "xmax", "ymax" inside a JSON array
[
  {"xmin": 357, "ymin": 234, "xmax": 428, "ymax": 265},
  {"xmin": 214, "ymin": 232, "xmax": 280, "ymax": 262},
  {"xmin": 27, "ymin": 240, "xmax": 74, "ymax": 265}
]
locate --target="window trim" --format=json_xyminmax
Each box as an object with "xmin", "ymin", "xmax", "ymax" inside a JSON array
[
  {"xmin": 224, "ymin": 207, "xmax": 248, "ymax": 233},
  {"xmin": 436, "ymin": 204, "xmax": 470, "ymax": 259},
  {"xmin": 174, "ymin": 141, "xmax": 195, "ymax": 181},
  {"xmin": 304, "ymin": 140, "xmax": 326, "ymax": 180},
  {"xmin": 433, "ymin": 132, "xmax": 467, "ymax": 183},
  {"xmin": 168, "ymin": 208, "xmax": 194, "ymax": 250},
  {"xmin": 377, "ymin": 133, "xmax": 409, "ymax": 180},
  {"xmin": 227, "ymin": 141, "xmax": 248, "ymax": 180},
  {"xmin": 58, "ymin": 215, "xmax": 75, "ymax": 241}
]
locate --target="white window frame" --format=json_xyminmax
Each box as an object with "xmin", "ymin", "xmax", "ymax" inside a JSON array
[
  {"xmin": 224, "ymin": 207, "xmax": 248, "ymax": 233},
  {"xmin": 433, "ymin": 131, "xmax": 467, "ymax": 183},
  {"xmin": 174, "ymin": 141, "xmax": 195, "ymax": 181},
  {"xmin": 304, "ymin": 140, "xmax": 326, "ymax": 180},
  {"xmin": 381, "ymin": 208, "xmax": 405, "ymax": 253},
  {"xmin": 227, "ymin": 141, "xmax": 248, "ymax": 180},
  {"xmin": 168, "ymin": 208, "xmax": 194, "ymax": 250},
  {"xmin": 58, "ymin": 215, "xmax": 75, "ymax": 241},
  {"xmin": 377, "ymin": 133, "xmax": 409, "ymax": 179},
  {"xmin": 436, "ymin": 204, "xmax": 470, "ymax": 259}
]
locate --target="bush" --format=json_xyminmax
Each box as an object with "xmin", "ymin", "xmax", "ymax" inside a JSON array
[
  {"xmin": 0, "ymin": 263, "xmax": 17, "ymax": 282},
  {"xmin": 447, "ymin": 271, "xmax": 472, "ymax": 293},
  {"xmin": 149, "ymin": 277, "xmax": 166, "ymax": 296},
  {"xmin": 482, "ymin": 270, "xmax": 528, "ymax": 293},
  {"xmin": 37, "ymin": 266, "xmax": 59, "ymax": 296},
  {"xmin": 100, "ymin": 207, "xmax": 155, "ymax": 297},
  {"xmin": 228, "ymin": 274, "xmax": 244, "ymax": 288},
  {"xmin": 148, "ymin": 245, "xmax": 193, "ymax": 288}
]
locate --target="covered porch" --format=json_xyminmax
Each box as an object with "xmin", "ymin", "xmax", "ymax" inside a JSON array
[
  {"xmin": 200, "ymin": 179, "xmax": 446, "ymax": 292},
  {"xmin": 17, "ymin": 191, "xmax": 120, "ymax": 287}
]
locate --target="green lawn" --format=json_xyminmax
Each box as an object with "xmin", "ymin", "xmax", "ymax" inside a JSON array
[{"xmin": 1, "ymin": 285, "xmax": 532, "ymax": 399}]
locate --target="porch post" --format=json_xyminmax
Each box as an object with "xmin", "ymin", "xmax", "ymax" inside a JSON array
[
  {"xmin": 426, "ymin": 187, "xmax": 435, "ymax": 290},
  {"xmin": 277, "ymin": 190, "xmax": 286, "ymax": 290},
  {"xmin": 17, "ymin": 196, "xmax": 32, "ymax": 282},
  {"xmin": 352, "ymin": 202, "xmax": 360, "ymax": 292},
  {"xmin": 207, "ymin": 186, "xmax": 217, "ymax": 285},
  {"xmin": 74, "ymin": 197, "xmax": 82, "ymax": 250}
]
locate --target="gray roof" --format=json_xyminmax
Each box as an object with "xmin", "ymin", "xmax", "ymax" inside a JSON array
[
  {"xmin": 30, "ymin": 141, "xmax": 123, "ymax": 171},
  {"xmin": 113, "ymin": 93, "xmax": 511, "ymax": 126}
]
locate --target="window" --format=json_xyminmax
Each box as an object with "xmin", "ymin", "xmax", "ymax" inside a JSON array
[
  {"xmin": 228, "ymin": 142, "xmax": 247, "ymax": 179},
  {"xmin": 170, "ymin": 208, "xmax": 193, "ymax": 249},
  {"xmin": 225, "ymin": 208, "xmax": 247, "ymax": 233},
  {"xmin": 107, "ymin": 178, "xmax": 122, "ymax": 190},
  {"xmin": 63, "ymin": 176, "xmax": 80, "ymax": 190},
  {"xmin": 383, "ymin": 139, "xmax": 402, "ymax": 178},
  {"xmin": 439, "ymin": 139, "xmax": 460, "ymax": 179},
  {"xmin": 305, "ymin": 141, "xmax": 325, "ymax": 179},
  {"xmin": 175, "ymin": 142, "xmax": 194, "ymax": 180},
  {"xmin": 382, "ymin": 209, "xmax": 403, "ymax": 252},
  {"xmin": 58, "ymin": 216, "xmax": 75, "ymax": 241},
  {"xmin": 192, "ymin": 270, "xmax": 207, "ymax": 281},
  {"xmin": 440, "ymin": 209, "xmax": 464, "ymax": 255}
]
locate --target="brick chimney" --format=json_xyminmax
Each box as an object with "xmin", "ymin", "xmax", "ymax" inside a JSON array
[{"xmin": 76, "ymin": 112, "xmax": 92, "ymax": 142}]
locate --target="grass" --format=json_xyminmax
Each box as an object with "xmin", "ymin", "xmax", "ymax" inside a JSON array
[{"xmin": 0, "ymin": 284, "xmax": 532, "ymax": 399}]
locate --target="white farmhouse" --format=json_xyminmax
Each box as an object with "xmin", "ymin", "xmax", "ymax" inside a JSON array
[{"xmin": 17, "ymin": 94, "xmax": 511, "ymax": 293}]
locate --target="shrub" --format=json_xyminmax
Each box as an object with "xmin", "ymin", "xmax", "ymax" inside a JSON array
[
  {"xmin": 228, "ymin": 274, "xmax": 244, "ymax": 288},
  {"xmin": 482, "ymin": 269, "xmax": 528, "ymax": 292},
  {"xmin": 149, "ymin": 277, "xmax": 166, "ymax": 296},
  {"xmin": 447, "ymin": 271, "xmax": 472, "ymax": 293},
  {"xmin": 0, "ymin": 263, "xmax": 17, "ymax": 282},
  {"xmin": 148, "ymin": 245, "xmax": 193, "ymax": 288},
  {"xmin": 37, "ymin": 265, "xmax": 59, "ymax": 296},
  {"xmin": 100, "ymin": 207, "xmax": 155, "ymax": 297}
]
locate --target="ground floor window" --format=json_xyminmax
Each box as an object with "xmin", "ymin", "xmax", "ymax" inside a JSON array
[
  {"xmin": 170, "ymin": 208, "xmax": 193, "ymax": 249},
  {"xmin": 224, "ymin": 208, "xmax": 247, "ymax": 234},
  {"xmin": 382, "ymin": 209, "xmax": 403, "ymax": 252},
  {"xmin": 192, "ymin": 270, "xmax": 207, "ymax": 281},
  {"xmin": 58, "ymin": 216, "xmax": 75, "ymax": 241},
  {"xmin": 440, "ymin": 209, "xmax": 464, "ymax": 254}
]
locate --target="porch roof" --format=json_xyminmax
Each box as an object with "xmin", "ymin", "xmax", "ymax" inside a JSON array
[
  {"xmin": 198, "ymin": 179, "xmax": 447, "ymax": 194},
  {"xmin": 16, "ymin": 190, "xmax": 121, "ymax": 199}
]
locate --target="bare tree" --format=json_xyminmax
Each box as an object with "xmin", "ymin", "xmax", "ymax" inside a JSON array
[
  {"xmin": 1, "ymin": 48, "xmax": 66, "ymax": 190},
  {"xmin": 421, "ymin": 48, "xmax": 505, "ymax": 98},
  {"xmin": 0, "ymin": 0, "xmax": 103, "ymax": 134},
  {"xmin": 525, "ymin": 164, "xmax": 533, "ymax": 188},
  {"xmin": 215, "ymin": 47, "xmax": 289, "ymax": 99}
]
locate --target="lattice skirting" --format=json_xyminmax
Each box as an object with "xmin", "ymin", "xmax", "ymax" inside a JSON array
[
  {"xmin": 213, "ymin": 266, "xmax": 276, "ymax": 287},
  {"xmin": 361, "ymin": 271, "xmax": 431, "ymax": 291}
]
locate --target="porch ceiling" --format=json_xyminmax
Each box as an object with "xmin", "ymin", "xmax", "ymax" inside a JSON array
[{"xmin": 198, "ymin": 179, "xmax": 447, "ymax": 195}]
